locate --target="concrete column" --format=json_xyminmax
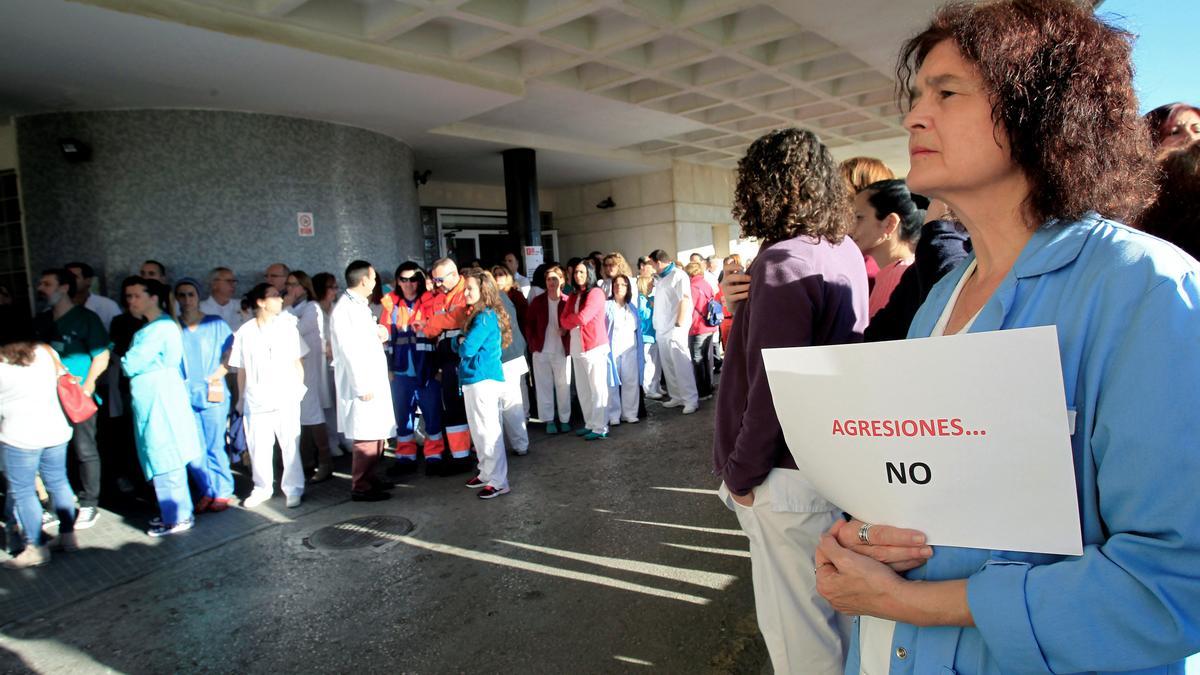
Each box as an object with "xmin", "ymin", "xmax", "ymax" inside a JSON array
[{"xmin": 502, "ymin": 148, "xmax": 540, "ymax": 270}]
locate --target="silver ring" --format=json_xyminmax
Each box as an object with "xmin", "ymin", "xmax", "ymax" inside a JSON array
[{"xmin": 858, "ymin": 522, "xmax": 874, "ymax": 545}]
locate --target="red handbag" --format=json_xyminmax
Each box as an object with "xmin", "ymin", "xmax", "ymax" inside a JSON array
[{"xmin": 42, "ymin": 345, "xmax": 98, "ymax": 424}]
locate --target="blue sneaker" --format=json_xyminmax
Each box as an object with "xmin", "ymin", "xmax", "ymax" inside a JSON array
[
  {"xmin": 584, "ymin": 432, "xmax": 607, "ymax": 441},
  {"xmin": 575, "ymin": 427, "xmax": 590, "ymax": 437},
  {"xmin": 546, "ymin": 421, "xmax": 558, "ymax": 434}
]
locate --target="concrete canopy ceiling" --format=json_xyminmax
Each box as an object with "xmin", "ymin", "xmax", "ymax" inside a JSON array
[{"xmin": 0, "ymin": 0, "xmax": 946, "ymax": 186}]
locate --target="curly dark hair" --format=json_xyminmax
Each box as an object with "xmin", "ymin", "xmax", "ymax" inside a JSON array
[
  {"xmin": 1137, "ymin": 140, "xmax": 1200, "ymax": 259},
  {"xmin": 898, "ymin": 0, "xmax": 1157, "ymax": 225},
  {"xmin": 732, "ymin": 128, "xmax": 850, "ymax": 244}
]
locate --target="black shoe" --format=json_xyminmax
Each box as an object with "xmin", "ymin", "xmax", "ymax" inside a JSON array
[
  {"xmin": 371, "ymin": 478, "xmax": 397, "ymax": 491},
  {"xmin": 385, "ymin": 461, "xmax": 416, "ymax": 479},
  {"xmin": 424, "ymin": 459, "xmax": 444, "ymax": 477},
  {"xmin": 440, "ymin": 457, "xmax": 474, "ymax": 476},
  {"xmin": 350, "ymin": 490, "xmax": 392, "ymax": 502}
]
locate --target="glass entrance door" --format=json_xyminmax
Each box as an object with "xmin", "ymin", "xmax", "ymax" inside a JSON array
[{"xmin": 436, "ymin": 208, "xmax": 559, "ymax": 266}]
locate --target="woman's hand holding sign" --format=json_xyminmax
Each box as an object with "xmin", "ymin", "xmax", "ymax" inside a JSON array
[
  {"xmin": 814, "ymin": 519, "xmax": 972, "ymax": 626},
  {"xmin": 813, "ymin": 519, "xmax": 931, "ymax": 616}
]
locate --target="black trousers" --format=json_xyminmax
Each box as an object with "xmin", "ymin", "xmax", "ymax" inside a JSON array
[
  {"xmin": 70, "ymin": 416, "xmax": 101, "ymax": 507},
  {"xmin": 689, "ymin": 333, "xmax": 715, "ymax": 400}
]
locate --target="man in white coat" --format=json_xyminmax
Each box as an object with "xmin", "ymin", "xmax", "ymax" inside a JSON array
[{"xmin": 330, "ymin": 260, "xmax": 397, "ymax": 502}]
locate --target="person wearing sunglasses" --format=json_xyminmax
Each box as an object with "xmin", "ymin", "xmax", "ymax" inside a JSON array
[
  {"xmin": 379, "ymin": 262, "xmax": 444, "ymax": 475},
  {"xmin": 412, "ymin": 259, "xmax": 473, "ymax": 475}
]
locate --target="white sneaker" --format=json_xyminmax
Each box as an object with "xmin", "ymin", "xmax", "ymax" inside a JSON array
[
  {"xmin": 623, "ymin": 418, "xmax": 640, "ymax": 424},
  {"xmin": 285, "ymin": 494, "xmax": 302, "ymax": 508},
  {"xmin": 74, "ymin": 506, "xmax": 100, "ymax": 530},
  {"xmin": 241, "ymin": 490, "xmax": 272, "ymax": 509},
  {"xmin": 662, "ymin": 399, "xmax": 684, "ymax": 408},
  {"xmin": 682, "ymin": 405, "xmax": 698, "ymax": 415}
]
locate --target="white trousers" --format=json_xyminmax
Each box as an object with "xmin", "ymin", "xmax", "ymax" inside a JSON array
[
  {"xmin": 532, "ymin": 350, "xmax": 572, "ymax": 424},
  {"xmin": 607, "ymin": 347, "xmax": 640, "ymax": 424},
  {"xmin": 571, "ymin": 347, "xmax": 610, "ymax": 434},
  {"xmin": 243, "ymin": 406, "xmax": 305, "ymax": 497},
  {"xmin": 720, "ymin": 477, "xmax": 850, "ymax": 675},
  {"xmin": 500, "ymin": 358, "xmax": 529, "ymax": 453},
  {"xmin": 656, "ymin": 327, "xmax": 698, "ymax": 407},
  {"xmin": 463, "ymin": 380, "xmax": 508, "ymax": 489},
  {"xmin": 642, "ymin": 342, "xmax": 663, "ymax": 396}
]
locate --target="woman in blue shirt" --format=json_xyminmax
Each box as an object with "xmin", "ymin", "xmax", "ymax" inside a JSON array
[
  {"xmin": 812, "ymin": 2, "xmax": 1200, "ymax": 674},
  {"xmin": 456, "ymin": 269, "xmax": 511, "ymax": 500}
]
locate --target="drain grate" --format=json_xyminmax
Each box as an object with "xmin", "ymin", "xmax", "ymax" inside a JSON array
[{"xmin": 304, "ymin": 515, "xmax": 414, "ymax": 550}]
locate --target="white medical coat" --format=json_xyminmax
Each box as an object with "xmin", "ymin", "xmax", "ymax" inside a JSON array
[{"xmin": 330, "ymin": 290, "xmax": 396, "ymax": 441}]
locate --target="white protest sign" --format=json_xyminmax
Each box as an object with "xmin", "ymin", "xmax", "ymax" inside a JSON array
[
  {"xmin": 523, "ymin": 245, "xmax": 544, "ymax": 274},
  {"xmin": 762, "ymin": 326, "xmax": 1081, "ymax": 555}
]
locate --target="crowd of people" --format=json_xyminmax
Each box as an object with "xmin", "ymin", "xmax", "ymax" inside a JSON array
[
  {"xmin": 3, "ymin": 0, "xmax": 1200, "ymax": 670},
  {"xmin": 0, "ymin": 239, "xmax": 737, "ymax": 566}
]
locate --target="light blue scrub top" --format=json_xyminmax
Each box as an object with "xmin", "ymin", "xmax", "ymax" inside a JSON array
[
  {"xmin": 847, "ymin": 216, "xmax": 1200, "ymax": 674},
  {"xmin": 180, "ymin": 314, "xmax": 234, "ymax": 410}
]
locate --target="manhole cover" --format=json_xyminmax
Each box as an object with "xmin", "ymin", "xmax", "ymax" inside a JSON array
[{"xmin": 305, "ymin": 515, "xmax": 414, "ymax": 550}]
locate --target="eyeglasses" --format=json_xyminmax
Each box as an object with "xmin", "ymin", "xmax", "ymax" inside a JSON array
[{"xmin": 398, "ymin": 277, "xmax": 419, "ymax": 283}]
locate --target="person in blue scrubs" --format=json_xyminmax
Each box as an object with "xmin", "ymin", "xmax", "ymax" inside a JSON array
[
  {"xmin": 122, "ymin": 278, "xmax": 205, "ymax": 537},
  {"xmin": 175, "ymin": 278, "xmax": 235, "ymax": 512},
  {"xmin": 811, "ymin": 2, "xmax": 1200, "ymax": 673}
]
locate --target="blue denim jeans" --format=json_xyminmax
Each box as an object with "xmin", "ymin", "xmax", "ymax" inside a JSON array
[{"xmin": 2, "ymin": 442, "xmax": 77, "ymax": 547}]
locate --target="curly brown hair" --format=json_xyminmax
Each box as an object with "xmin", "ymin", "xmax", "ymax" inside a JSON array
[
  {"xmin": 732, "ymin": 128, "xmax": 851, "ymax": 244},
  {"xmin": 898, "ymin": 0, "xmax": 1157, "ymax": 225},
  {"xmin": 462, "ymin": 269, "xmax": 512, "ymax": 349},
  {"xmin": 1137, "ymin": 140, "xmax": 1200, "ymax": 259}
]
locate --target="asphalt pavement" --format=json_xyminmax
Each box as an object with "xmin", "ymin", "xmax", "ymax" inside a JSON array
[{"xmin": 0, "ymin": 401, "xmax": 767, "ymax": 674}]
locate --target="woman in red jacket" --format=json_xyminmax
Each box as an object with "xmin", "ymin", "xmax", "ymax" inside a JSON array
[
  {"xmin": 526, "ymin": 265, "xmax": 572, "ymax": 433},
  {"xmin": 560, "ymin": 261, "xmax": 610, "ymax": 440}
]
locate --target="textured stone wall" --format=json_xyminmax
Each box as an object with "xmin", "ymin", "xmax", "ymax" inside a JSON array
[{"xmin": 18, "ymin": 110, "xmax": 421, "ymax": 297}]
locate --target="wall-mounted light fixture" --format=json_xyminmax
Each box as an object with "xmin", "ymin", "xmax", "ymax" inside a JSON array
[{"xmin": 59, "ymin": 138, "xmax": 92, "ymax": 163}]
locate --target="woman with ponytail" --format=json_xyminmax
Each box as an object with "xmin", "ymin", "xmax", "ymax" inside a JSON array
[{"xmin": 851, "ymin": 178, "xmax": 927, "ymax": 317}]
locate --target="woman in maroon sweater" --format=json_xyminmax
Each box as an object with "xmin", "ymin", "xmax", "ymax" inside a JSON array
[{"xmin": 713, "ymin": 128, "xmax": 869, "ymax": 675}]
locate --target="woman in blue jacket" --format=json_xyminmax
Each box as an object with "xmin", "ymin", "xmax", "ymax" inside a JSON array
[
  {"xmin": 814, "ymin": 2, "xmax": 1200, "ymax": 673},
  {"xmin": 456, "ymin": 269, "xmax": 511, "ymax": 500}
]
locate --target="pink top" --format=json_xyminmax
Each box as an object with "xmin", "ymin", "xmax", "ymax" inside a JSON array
[{"xmin": 868, "ymin": 258, "xmax": 913, "ymax": 318}]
